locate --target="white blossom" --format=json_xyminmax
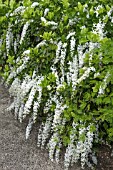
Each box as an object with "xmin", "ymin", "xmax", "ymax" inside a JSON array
[
  {"xmin": 16, "ymin": 56, "xmax": 29, "ymax": 74},
  {"xmin": 10, "ymin": 6, "xmax": 25, "ymax": 16},
  {"xmin": 44, "ymin": 96, "xmax": 52, "ymax": 114},
  {"xmin": 26, "ymin": 117, "xmax": 34, "ymax": 139},
  {"xmin": 64, "ymin": 122, "xmax": 78, "ymax": 169},
  {"xmin": 14, "ymin": 40, "xmax": 17, "ymax": 54},
  {"xmin": 70, "ymin": 36, "xmax": 76, "ymax": 57},
  {"xmin": 44, "ymin": 8, "xmax": 49, "ymax": 16},
  {"xmin": 93, "ymin": 20, "xmax": 106, "ymax": 39},
  {"xmin": 60, "ymin": 43, "xmax": 67, "ymax": 84},
  {"xmin": 66, "ymin": 54, "xmax": 78, "ymax": 89},
  {"xmin": 55, "ymin": 141, "xmax": 62, "ymax": 163},
  {"xmin": 31, "ymin": 2, "xmax": 39, "ymax": 8},
  {"xmin": 37, "ymin": 123, "xmax": 44, "ymax": 147},
  {"xmin": 83, "ymin": 4, "xmax": 88, "ymax": 12},
  {"xmin": 77, "ymin": 67, "xmax": 95, "ymax": 85},
  {"xmin": 20, "ymin": 21, "xmax": 30, "ymax": 44},
  {"xmin": 18, "ymin": 103, "xmax": 25, "ymax": 123},
  {"xmin": 66, "ymin": 32, "xmax": 75, "ymax": 40},
  {"xmin": 77, "ymin": 43, "xmax": 88, "ymax": 68},
  {"xmin": 69, "ymin": 18, "xmax": 78, "ymax": 26},
  {"xmin": 48, "ymin": 132, "xmax": 60, "ymax": 162},
  {"xmin": 41, "ymin": 113, "xmax": 53, "ymax": 148},
  {"xmin": 36, "ymin": 40, "xmax": 46, "ymax": 48},
  {"xmin": 23, "ymin": 76, "xmax": 44, "ymax": 119},
  {"xmin": 54, "ymin": 41, "xmax": 62, "ymax": 64},
  {"xmin": 98, "ymin": 72, "xmax": 110, "ymax": 95},
  {"xmin": 52, "ymin": 101, "xmax": 67, "ymax": 130},
  {"xmin": 6, "ymin": 24, "xmax": 12, "ymax": 55},
  {"xmin": 7, "ymin": 101, "xmax": 15, "ymax": 111},
  {"xmin": 33, "ymin": 86, "xmax": 42, "ymax": 122},
  {"xmin": 41, "ymin": 17, "xmax": 58, "ymax": 26},
  {"xmin": 94, "ymin": 5, "xmax": 104, "ymax": 17},
  {"xmin": 23, "ymin": 49, "xmax": 30, "ymax": 55}
]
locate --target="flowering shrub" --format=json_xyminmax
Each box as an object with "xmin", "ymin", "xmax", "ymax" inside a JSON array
[{"xmin": 1, "ymin": 0, "xmax": 113, "ymax": 169}]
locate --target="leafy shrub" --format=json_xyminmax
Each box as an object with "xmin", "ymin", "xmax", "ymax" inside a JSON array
[{"xmin": 1, "ymin": 0, "xmax": 113, "ymax": 169}]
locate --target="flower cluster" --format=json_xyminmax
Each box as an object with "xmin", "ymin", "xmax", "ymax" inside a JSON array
[
  {"xmin": 41, "ymin": 17, "xmax": 58, "ymax": 26},
  {"xmin": 98, "ymin": 72, "xmax": 110, "ymax": 96},
  {"xmin": 10, "ymin": 6, "xmax": 25, "ymax": 16},
  {"xmin": 6, "ymin": 24, "xmax": 13, "ymax": 55},
  {"xmin": 20, "ymin": 21, "xmax": 30, "ymax": 44}
]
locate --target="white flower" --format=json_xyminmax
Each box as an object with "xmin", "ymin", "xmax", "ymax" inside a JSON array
[
  {"xmin": 48, "ymin": 132, "xmax": 60, "ymax": 162},
  {"xmin": 77, "ymin": 43, "xmax": 88, "ymax": 68},
  {"xmin": 66, "ymin": 32, "xmax": 75, "ymax": 40},
  {"xmin": 31, "ymin": 2, "xmax": 39, "ymax": 8},
  {"xmin": 70, "ymin": 36, "xmax": 76, "ymax": 56},
  {"xmin": 47, "ymin": 85, "xmax": 51, "ymax": 90},
  {"xmin": 20, "ymin": 22, "xmax": 30, "ymax": 44},
  {"xmin": 41, "ymin": 17, "xmax": 47, "ymax": 23},
  {"xmin": 94, "ymin": 5, "xmax": 104, "ymax": 17},
  {"xmin": 14, "ymin": 40, "xmax": 17, "ymax": 54},
  {"xmin": 25, "ymin": 117, "xmax": 34, "ymax": 139},
  {"xmin": 67, "ymin": 53, "xmax": 78, "ymax": 89},
  {"xmin": 23, "ymin": 50, "xmax": 30, "ymax": 55},
  {"xmin": 64, "ymin": 122, "xmax": 78, "ymax": 169},
  {"xmin": 23, "ymin": 85, "xmax": 37, "ymax": 118},
  {"xmin": 80, "ymin": 25, "xmax": 86, "ymax": 30},
  {"xmin": 83, "ymin": 4, "xmax": 88, "ymax": 12},
  {"xmin": 98, "ymin": 72, "xmax": 110, "ymax": 96},
  {"xmin": 18, "ymin": 103, "xmax": 25, "ymax": 123},
  {"xmin": 54, "ymin": 41, "xmax": 62, "ymax": 64},
  {"xmin": 77, "ymin": 67, "xmax": 95, "ymax": 85},
  {"xmin": 69, "ymin": 18, "xmax": 77, "ymax": 26},
  {"xmin": 16, "ymin": 57, "xmax": 29, "ymax": 75},
  {"xmin": 93, "ymin": 20, "xmax": 106, "ymax": 39},
  {"xmin": 22, "ymin": 76, "xmax": 44, "ymax": 119},
  {"xmin": 36, "ymin": 40, "xmax": 46, "ymax": 48},
  {"xmin": 41, "ymin": 17, "xmax": 58, "ymax": 26},
  {"xmin": 86, "ymin": 13, "xmax": 89, "ymax": 18},
  {"xmin": 6, "ymin": 24, "xmax": 12, "ymax": 55},
  {"xmin": 52, "ymin": 101, "xmax": 67, "ymax": 130},
  {"xmin": 94, "ymin": 72, "xmax": 100, "ymax": 78},
  {"xmin": 55, "ymin": 141, "xmax": 62, "ymax": 163},
  {"xmin": 41, "ymin": 113, "xmax": 53, "ymax": 148},
  {"xmin": 37, "ymin": 123, "xmax": 44, "ymax": 147},
  {"xmin": 48, "ymin": 21, "xmax": 58, "ymax": 26},
  {"xmin": 33, "ymin": 86, "xmax": 42, "ymax": 122},
  {"xmin": 60, "ymin": 43, "xmax": 67, "ymax": 84},
  {"xmin": 10, "ymin": 6, "xmax": 25, "ymax": 16},
  {"xmin": 44, "ymin": 8, "xmax": 49, "ymax": 16},
  {"xmin": 7, "ymin": 101, "xmax": 15, "ymax": 111}
]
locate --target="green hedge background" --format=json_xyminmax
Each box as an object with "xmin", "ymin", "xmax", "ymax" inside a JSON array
[{"xmin": 1, "ymin": 0, "xmax": 113, "ymax": 169}]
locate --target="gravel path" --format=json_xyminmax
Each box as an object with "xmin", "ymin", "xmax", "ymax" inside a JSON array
[{"xmin": 0, "ymin": 80, "xmax": 81, "ymax": 170}]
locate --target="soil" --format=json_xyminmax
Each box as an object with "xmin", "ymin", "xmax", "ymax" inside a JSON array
[
  {"xmin": 0, "ymin": 78, "xmax": 113, "ymax": 170},
  {"xmin": 96, "ymin": 145, "xmax": 113, "ymax": 170}
]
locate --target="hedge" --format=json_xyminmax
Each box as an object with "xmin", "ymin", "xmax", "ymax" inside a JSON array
[{"xmin": 1, "ymin": 0, "xmax": 113, "ymax": 169}]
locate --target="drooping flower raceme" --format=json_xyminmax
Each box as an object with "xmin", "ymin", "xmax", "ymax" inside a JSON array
[
  {"xmin": 20, "ymin": 21, "xmax": 30, "ymax": 44},
  {"xmin": 26, "ymin": 117, "xmax": 34, "ymax": 139},
  {"xmin": 6, "ymin": 23, "xmax": 13, "ymax": 55},
  {"xmin": 98, "ymin": 72, "xmax": 110, "ymax": 96}
]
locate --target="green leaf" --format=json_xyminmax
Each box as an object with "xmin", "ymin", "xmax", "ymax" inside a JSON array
[
  {"xmin": 10, "ymin": 0, "xmax": 15, "ymax": 9},
  {"xmin": 78, "ymin": 2, "xmax": 83, "ymax": 12},
  {"xmin": 23, "ymin": 0, "xmax": 31, "ymax": 6},
  {"xmin": 62, "ymin": 136, "xmax": 70, "ymax": 146},
  {"xmin": 62, "ymin": 0, "xmax": 70, "ymax": 8}
]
